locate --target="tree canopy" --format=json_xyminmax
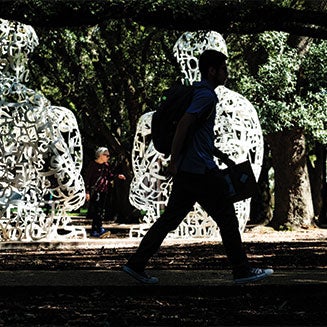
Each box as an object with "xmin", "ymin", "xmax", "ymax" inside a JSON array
[
  {"xmin": 1, "ymin": 0, "xmax": 327, "ymax": 39},
  {"xmin": 1, "ymin": 0, "xmax": 325, "ymax": 225},
  {"xmin": 228, "ymin": 32, "xmax": 327, "ymax": 143}
]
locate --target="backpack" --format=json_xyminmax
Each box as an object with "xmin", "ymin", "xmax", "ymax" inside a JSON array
[{"xmin": 151, "ymin": 84, "xmax": 195, "ymax": 157}]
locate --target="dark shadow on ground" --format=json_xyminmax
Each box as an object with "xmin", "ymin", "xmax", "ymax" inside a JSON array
[{"xmin": 0, "ymin": 241, "xmax": 326, "ymax": 326}]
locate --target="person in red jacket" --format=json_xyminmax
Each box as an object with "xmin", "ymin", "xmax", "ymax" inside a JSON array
[{"xmin": 84, "ymin": 147, "xmax": 126, "ymax": 237}]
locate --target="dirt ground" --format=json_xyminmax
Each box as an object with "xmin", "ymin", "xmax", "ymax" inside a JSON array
[{"xmin": 0, "ymin": 226, "xmax": 326, "ymax": 326}]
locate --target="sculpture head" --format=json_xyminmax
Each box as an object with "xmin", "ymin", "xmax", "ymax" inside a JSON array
[
  {"xmin": 0, "ymin": 19, "xmax": 39, "ymax": 81},
  {"xmin": 173, "ymin": 31, "xmax": 228, "ymax": 85}
]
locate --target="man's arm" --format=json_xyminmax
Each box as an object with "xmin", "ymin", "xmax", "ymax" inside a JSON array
[{"xmin": 167, "ymin": 112, "xmax": 197, "ymax": 177}]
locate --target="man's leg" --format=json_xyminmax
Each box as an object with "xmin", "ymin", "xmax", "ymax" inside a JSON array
[
  {"xmin": 198, "ymin": 172, "xmax": 273, "ymax": 283},
  {"xmin": 199, "ymin": 196, "xmax": 249, "ymax": 270},
  {"xmin": 125, "ymin": 173, "xmax": 196, "ymax": 280},
  {"xmin": 127, "ymin": 208, "xmax": 190, "ymax": 268}
]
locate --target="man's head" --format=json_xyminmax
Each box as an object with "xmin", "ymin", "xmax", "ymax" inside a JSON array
[{"xmin": 199, "ymin": 49, "xmax": 228, "ymax": 88}]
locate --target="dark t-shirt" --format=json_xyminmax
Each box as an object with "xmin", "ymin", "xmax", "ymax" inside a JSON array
[{"xmin": 179, "ymin": 79, "xmax": 218, "ymax": 174}]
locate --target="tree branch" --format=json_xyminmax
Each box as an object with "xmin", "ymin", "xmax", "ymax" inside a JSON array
[{"xmin": 0, "ymin": 0, "xmax": 326, "ymax": 39}]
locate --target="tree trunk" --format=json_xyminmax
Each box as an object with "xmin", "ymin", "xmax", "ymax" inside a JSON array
[
  {"xmin": 266, "ymin": 129, "xmax": 314, "ymax": 230},
  {"xmin": 250, "ymin": 142, "xmax": 273, "ymax": 224},
  {"xmin": 308, "ymin": 142, "xmax": 327, "ymax": 225}
]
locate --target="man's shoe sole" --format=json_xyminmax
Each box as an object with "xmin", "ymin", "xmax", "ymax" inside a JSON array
[{"xmin": 122, "ymin": 265, "xmax": 159, "ymax": 284}]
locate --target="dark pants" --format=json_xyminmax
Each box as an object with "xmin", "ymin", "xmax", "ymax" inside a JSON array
[
  {"xmin": 128, "ymin": 170, "xmax": 249, "ymax": 272},
  {"xmin": 87, "ymin": 191, "xmax": 109, "ymax": 232}
]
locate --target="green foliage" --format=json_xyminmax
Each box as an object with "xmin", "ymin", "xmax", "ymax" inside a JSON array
[
  {"xmin": 301, "ymin": 40, "xmax": 327, "ymax": 91},
  {"xmin": 27, "ymin": 21, "xmax": 327, "ymax": 168},
  {"xmin": 29, "ymin": 22, "xmax": 180, "ymax": 163},
  {"xmin": 227, "ymin": 32, "xmax": 327, "ymax": 144}
]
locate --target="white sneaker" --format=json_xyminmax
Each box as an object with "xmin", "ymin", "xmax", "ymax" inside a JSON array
[
  {"xmin": 234, "ymin": 267, "xmax": 274, "ymax": 284},
  {"xmin": 123, "ymin": 265, "xmax": 159, "ymax": 284}
]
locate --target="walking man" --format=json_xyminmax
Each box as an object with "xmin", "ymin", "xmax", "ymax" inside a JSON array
[{"xmin": 123, "ymin": 50, "xmax": 273, "ymax": 284}]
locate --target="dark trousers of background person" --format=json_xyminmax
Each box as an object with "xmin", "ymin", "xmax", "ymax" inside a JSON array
[
  {"xmin": 127, "ymin": 169, "xmax": 249, "ymax": 273},
  {"xmin": 87, "ymin": 191, "xmax": 110, "ymax": 232}
]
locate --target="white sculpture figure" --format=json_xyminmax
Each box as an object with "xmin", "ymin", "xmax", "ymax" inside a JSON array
[
  {"xmin": 174, "ymin": 31, "xmax": 228, "ymax": 84},
  {"xmin": 0, "ymin": 19, "xmax": 86, "ymax": 241},
  {"xmin": 129, "ymin": 31, "xmax": 264, "ymax": 239},
  {"xmin": 129, "ymin": 112, "xmax": 171, "ymax": 228}
]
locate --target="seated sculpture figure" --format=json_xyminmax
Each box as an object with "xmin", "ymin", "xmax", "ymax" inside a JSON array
[
  {"xmin": 0, "ymin": 19, "xmax": 85, "ymax": 241},
  {"xmin": 129, "ymin": 31, "xmax": 264, "ymax": 239}
]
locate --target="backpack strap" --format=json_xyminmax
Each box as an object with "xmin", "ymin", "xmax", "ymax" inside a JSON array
[{"xmin": 213, "ymin": 147, "xmax": 236, "ymax": 167}]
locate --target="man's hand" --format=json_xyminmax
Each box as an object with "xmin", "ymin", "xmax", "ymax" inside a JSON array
[
  {"xmin": 85, "ymin": 193, "xmax": 90, "ymax": 202},
  {"xmin": 165, "ymin": 161, "xmax": 178, "ymax": 178}
]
